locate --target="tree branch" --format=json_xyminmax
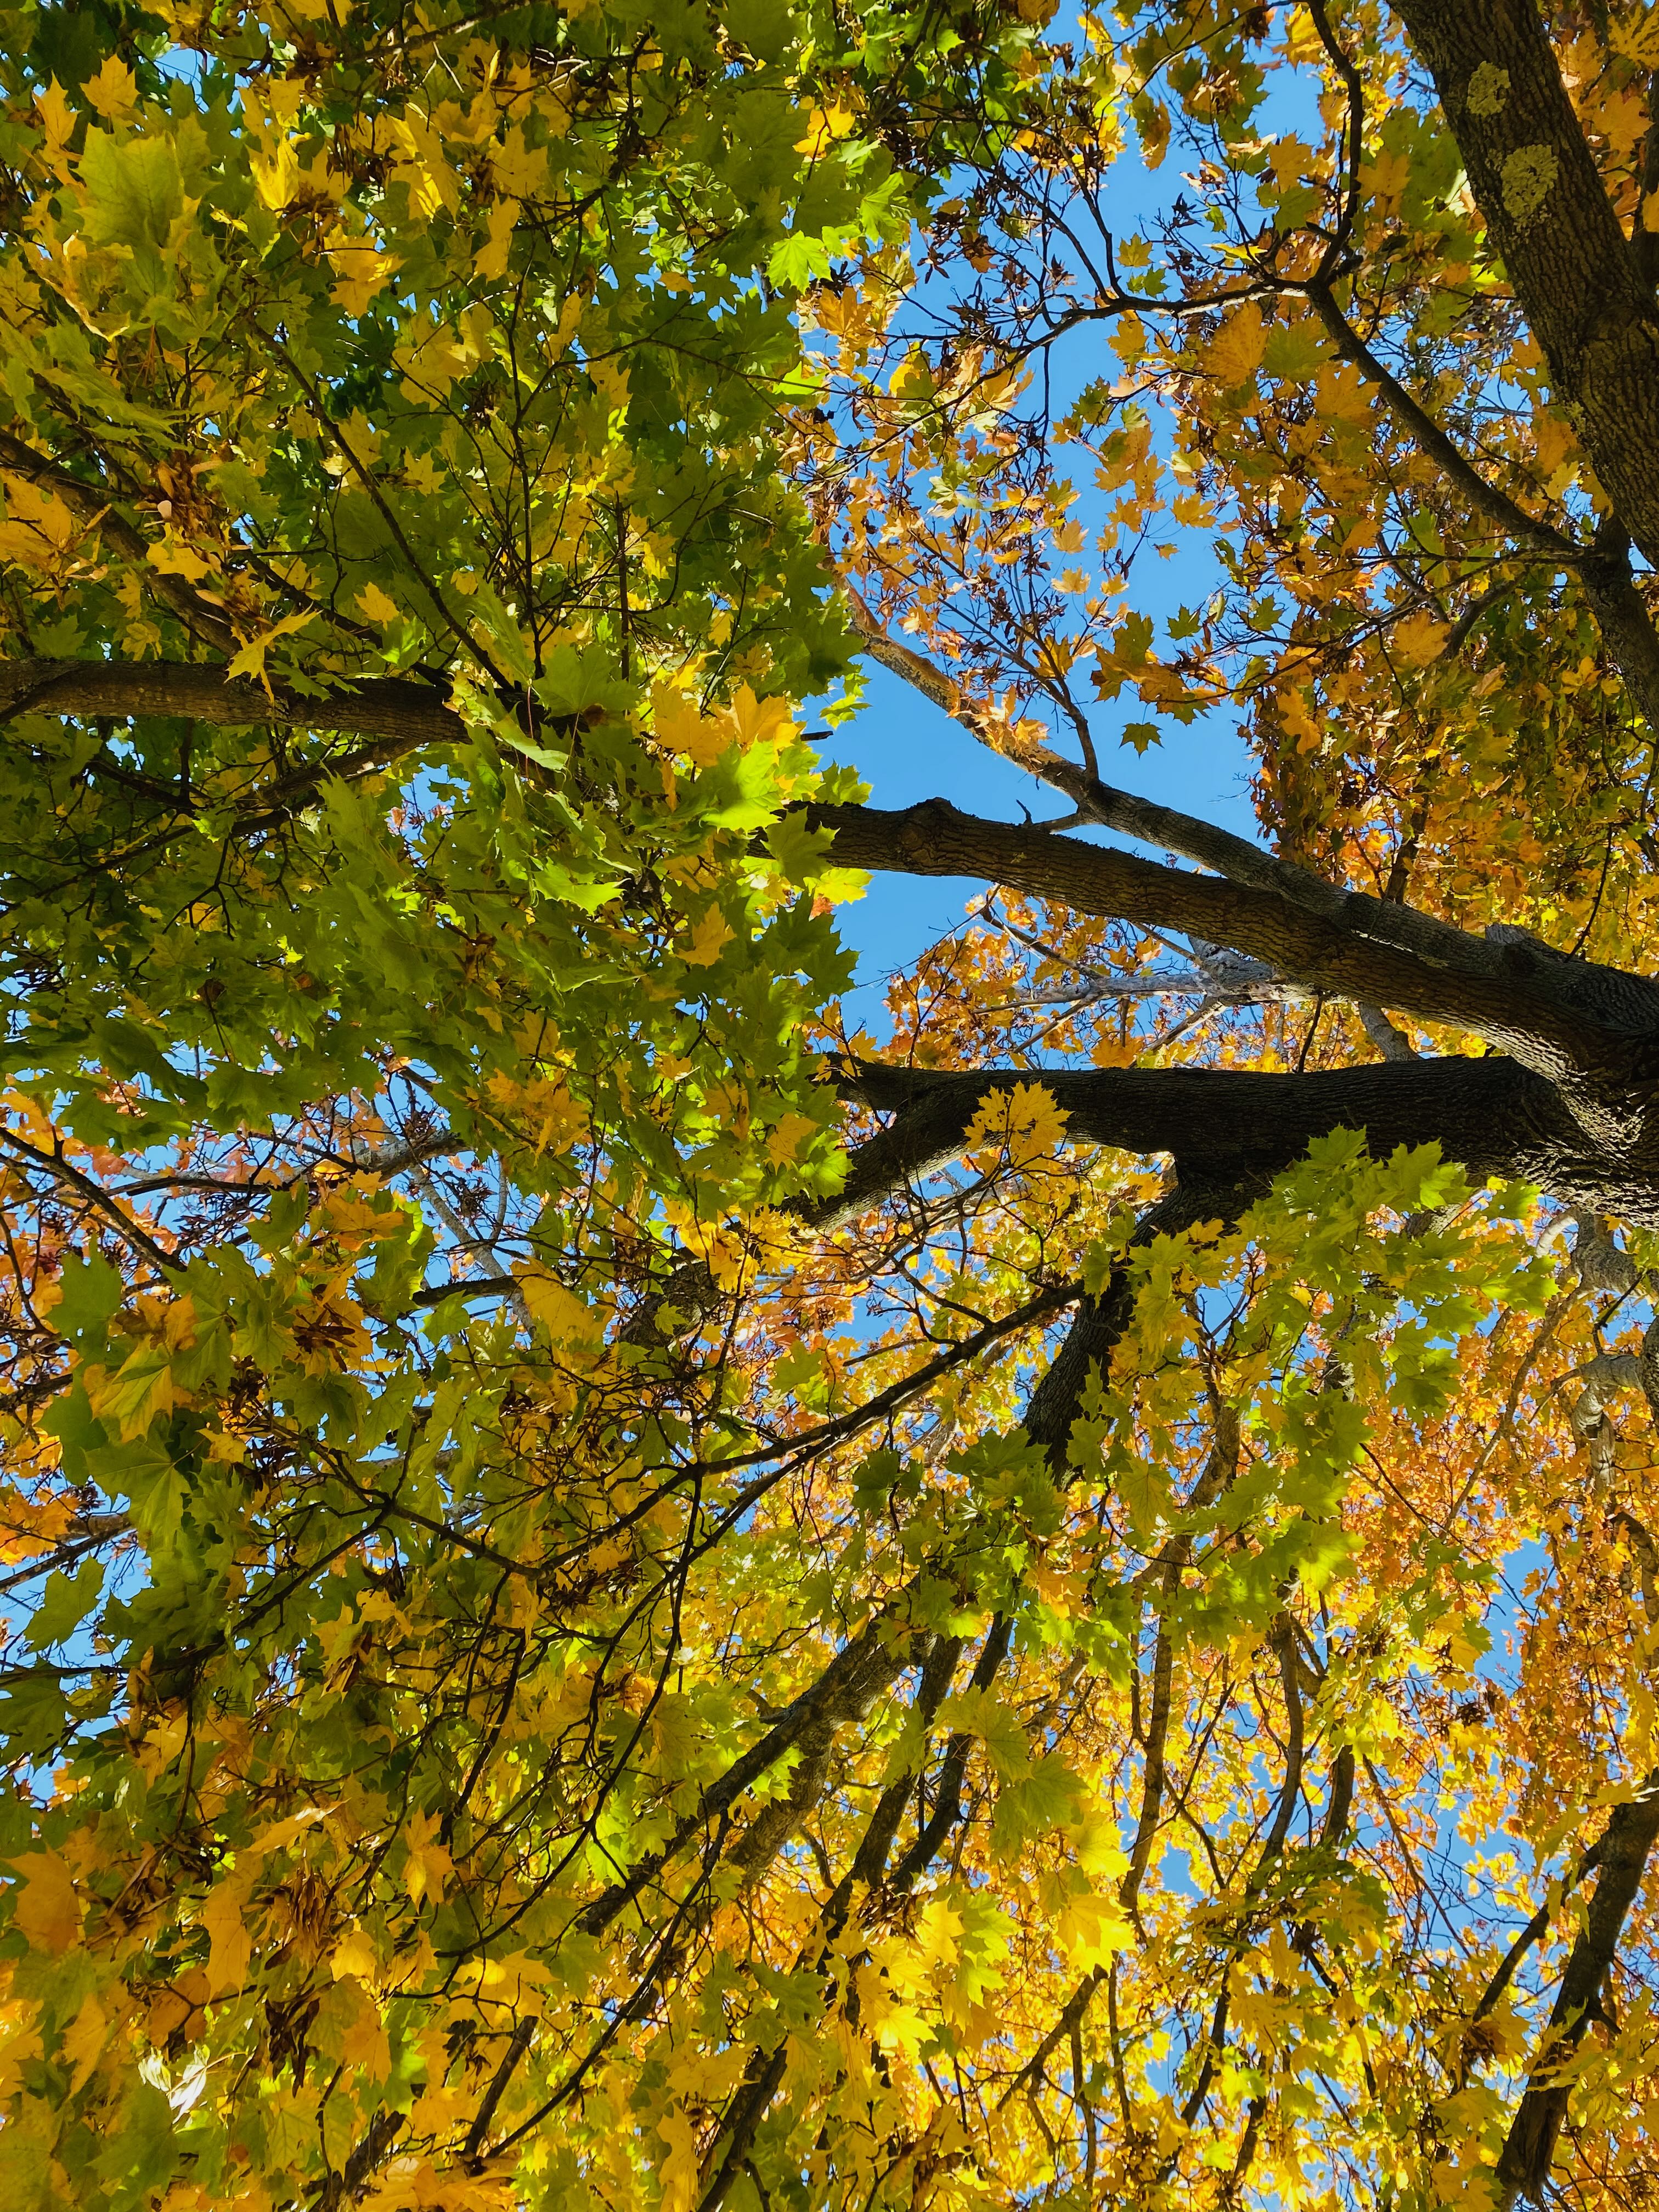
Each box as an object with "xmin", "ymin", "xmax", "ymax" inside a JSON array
[
  {"xmin": 1301, "ymin": 283, "xmax": 1659, "ymax": 729},
  {"xmin": 0, "ymin": 656, "xmax": 461, "ymax": 755},
  {"xmin": 1394, "ymin": 0, "xmax": 1659, "ymax": 576},
  {"xmin": 805, "ymin": 798, "xmax": 1659, "ymax": 1087},
  {"xmin": 1494, "ymin": 1779, "xmax": 1659, "ymax": 2208}
]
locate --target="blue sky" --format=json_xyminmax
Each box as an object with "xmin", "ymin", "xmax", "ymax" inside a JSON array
[
  {"xmin": 810, "ymin": 37, "xmax": 1296, "ymax": 1032},
  {"xmin": 824, "ymin": 657, "xmax": 1261, "ymax": 1031}
]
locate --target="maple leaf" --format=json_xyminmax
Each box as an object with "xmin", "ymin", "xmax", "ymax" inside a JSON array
[
  {"xmin": 679, "ymin": 905, "xmax": 736, "ymax": 968},
  {"xmin": 516, "ymin": 1271, "xmax": 600, "ymax": 1348},
  {"xmin": 200, "ymin": 1880, "xmax": 253, "ymax": 1996},
  {"xmin": 1204, "ymin": 301, "xmax": 1266, "ymax": 388},
  {"xmin": 82, "ymin": 58, "xmax": 138, "ymax": 126},
  {"xmin": 84, "ymin": 1340, "xmax": 174, "ymax": 1440},
  {"xmin": 402, "ymin": 1808, "xmax": 453, "ymax": 1906},
  {"xmin": 1392, "ymin": 609, "xmax": 1451, "ymax": 669},
  {"xmin": 60, "ymin": 1993, "xmax": 108, "ymax": 2095},
  {"xmin": 8, "ymin": 1852, "xmax": 82, "ymax": 1954}
]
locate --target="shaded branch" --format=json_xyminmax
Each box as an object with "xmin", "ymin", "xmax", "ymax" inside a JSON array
[
  {"xmin": 1494, "ymin": 1780, "xmax": 1659, "ymax": 2208},
  {"xmin": 0, "ymin": 656, "xmax": 461, "ymax": 758},
  {"xmin": 1395, "ymin": 0, "xmax": 1659, "ymax": 579}
]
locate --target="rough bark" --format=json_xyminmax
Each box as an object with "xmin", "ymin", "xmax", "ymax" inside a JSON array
[
  {"xmin": 1394, "ymin": 0, "xmax": 1659, "ymax": 570},
  {"xmin": 1494, "ymin": 1783, "xmax": 1659, "ymax": 2208},
  {"xmin": 832, "ymin": 1053, "xmax": 1659, "ymax": 1225},
  {"xmin": 808, "ymin": 798, "xmax": 1659, "ymax": 1150},
  {"xmin": 0, "ymin": 657, "xmax": 462, "ymax": 752}
]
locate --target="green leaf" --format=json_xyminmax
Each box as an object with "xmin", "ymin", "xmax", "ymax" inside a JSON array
[
  {"xmin": 80, "ymin": 131, "xmax": 185, "ymax": 251},
  {"xmin": 50, "ymin": 1251, "xmax": 125, "ymax": 1350},
  {"xmin": 25, "ymin": 1561, "xmax": 104, "ymax": 1652}
]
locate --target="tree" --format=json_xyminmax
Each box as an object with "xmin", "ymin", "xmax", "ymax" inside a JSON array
[{"xmin": 2, "ymin": 0, "xmax": 1659, "ymax": 2208}]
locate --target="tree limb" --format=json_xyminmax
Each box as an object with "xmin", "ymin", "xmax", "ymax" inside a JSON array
[
  {"xmin": 806, "ymin": 799, "xmax": 1659, "ymax": 1089},
  {"xmin": 1494, "ymin": 1779, "xmax": 1659, "ymax": 2208},
  {"xmin": 1394, "ymin": 0, "xmax": 1659, "ymax": 577}
]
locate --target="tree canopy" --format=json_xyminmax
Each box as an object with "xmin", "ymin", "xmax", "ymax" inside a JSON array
[{"xmin": 4, "ymin": 1, "xmax": 1659, "ymax": 2208}]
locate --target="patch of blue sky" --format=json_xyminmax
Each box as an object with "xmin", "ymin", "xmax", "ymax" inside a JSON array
[
  {"xmin": 155, "ymin": 47, "xmax": 205, "ymax": 86},
  {"xmin": 814, "ymin": 40, "xmax": 1335, "ymax": 1034}
]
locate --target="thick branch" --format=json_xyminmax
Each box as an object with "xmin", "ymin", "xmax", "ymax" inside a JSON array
[
  {"xmin": 0, "ymin": 657, "xmax": 461, "ymax": 753},
  {"xmin": 1394, "ymin": 0, "xmax": 1659, "ymax": 574},
  {"xmin": 1495, "ymin": 1780, "xmax": 1659, "ymax": 2208},
  {"xmin": 809, "ymin": 799, "xmax": 1659, "ymax": 1087},
  {"xmin": 830, "ymin": 1050, "xmax": 1659, "ymax": 1224}
]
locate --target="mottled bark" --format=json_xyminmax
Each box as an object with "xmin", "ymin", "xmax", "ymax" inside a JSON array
[{"xmin": 1395, "ymin": 0, "xmax": 1659, "ymax": 569}]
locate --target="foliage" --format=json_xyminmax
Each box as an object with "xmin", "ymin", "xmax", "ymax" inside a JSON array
[{"xmin": 3, "ymin": 4, "xmax": 1659, "ymax": 2212}]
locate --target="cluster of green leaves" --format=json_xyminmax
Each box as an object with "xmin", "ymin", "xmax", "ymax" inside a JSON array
[{"xmin": 0, "ymin": 0, "xmax": 916, "ymax": 1184}]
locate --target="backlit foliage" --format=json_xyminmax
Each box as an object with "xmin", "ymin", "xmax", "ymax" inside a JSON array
[{"xmin": 0, "ymin": 5, "xmax": 1657, "ymax": 2212}]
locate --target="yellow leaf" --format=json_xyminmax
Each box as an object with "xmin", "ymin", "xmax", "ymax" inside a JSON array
[
  {"xmin": 938, "ymin": 1688, "xmax": 1031, "ymax": 1780},
  {"xmin": 1533, "ymin": 405, "xmax": 1576, "ymax": 485},
  {"xmin": 679, "ymin": 905, "xmax": 735, "ymax": 968},
  {"xmin": 331, "ymin": 1925, "xmax": 379, "ymax": 1985},
  {"xmin": 914, "ymin": 1895, "xmax": 964, "ymax": 1970},
  {"xmin": 517, "ymin": 1271, "xmax": 599, "ymax": 1346},
  {"xmin": 729, "ymin": 683, "xmax": 798, "ymax": 750},
  {"xmin": 137, "ymin": 1708, "xmax": 190, "ymax": 1779},
  {"xmin": 651, "ymin": 682, "xmax": 730, "ymax": 768},
  {"xmin": 9, "ymin": 1852, "xmax": 82, "ymax": 1955},
  {"xmin": 250, "ymin": 135, "xmax": 300, "ymax": 212},
  {"xmin": 246, "ymin": 1804, "xmax": 331, "ymax": 1860},
  {"xmin": 794, "ymin": 99, "xmax": 857, "ymax": 157},
  {"xmin": 1278, "ymin": 684, "xmax": 1322, "ymax": 754},
  {"xmin": 317, "ymin": 1974, "xmax": 392, "ymax": 2082},
  {"xmin": 227, "ymin": 610, "xmax": 317, "ymax": 694},
  {"xmin": 84, "ymin": 1340, "xmax": 174, "ymax": 1441},
  {"xmin": 0, "ymin": 476, "xmax": 82, "ymax": 575},
  {"xmin": 35, "ymin": 79, "xmax": 77, "ymax": 152},
  {"xmin": 965, "ymin": 1081, "xmax": 1068, "ymax": 1167},
  {"xmin": 591, "ymin": 355, "xmax": 630, "ymax": 412},
  {"xmin": 1613, "ymin": 13, "xmax": 1659, "ymax": 64},
  {"xmin": 492, "ymin": 124, "xmax": 549, "ymax": 200},
  {"xmin": 356, "ymin": 580, "xmax": 402, "ymax": 624},
  {"xmin": 60, "ymin": 1993, "xmax": 108, "ymax": 2096},
  {"xmin": 402, "ymin": 1809, "xmax": 452, "ymax": 1908},
  {"xmin": 1391, "ymin": 609, "xmax": 1449, "ymax": 669},
  {"xmin": 201, "ymin": 1881, "xmax": 252, "ymax": 1996},
  {"xmin": 658, "ymin": 2110, "xmax": 701, "ymax": 2212},
  {"xmin": 325, "ymin": 221, "xmax": 400, "ymax": 317},
  {"xmin": 1204, "ymin": 301, "xmax": 1265, "ymax": 388},
  {"xmin": 148, "ymin": 535, "xmax": 215, "ymax": 584},
  {"xmin": 391, "ymin": 112, "xmax": 461, "ymax": 218},
  {"xmin": 83, "ymin": 56, "xmax": 139, "ymax": 125},
  {"xmin": 475, "ymin": 198, "xmax": 519, "ymax": 283},
  {"xmin": 1057, "ymin": 1888, "xmax": 1133, "ymax": 1969},
  {"xmin": 765, "ymin": 1111, "xmax": 820, "ymax": 1166}
]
